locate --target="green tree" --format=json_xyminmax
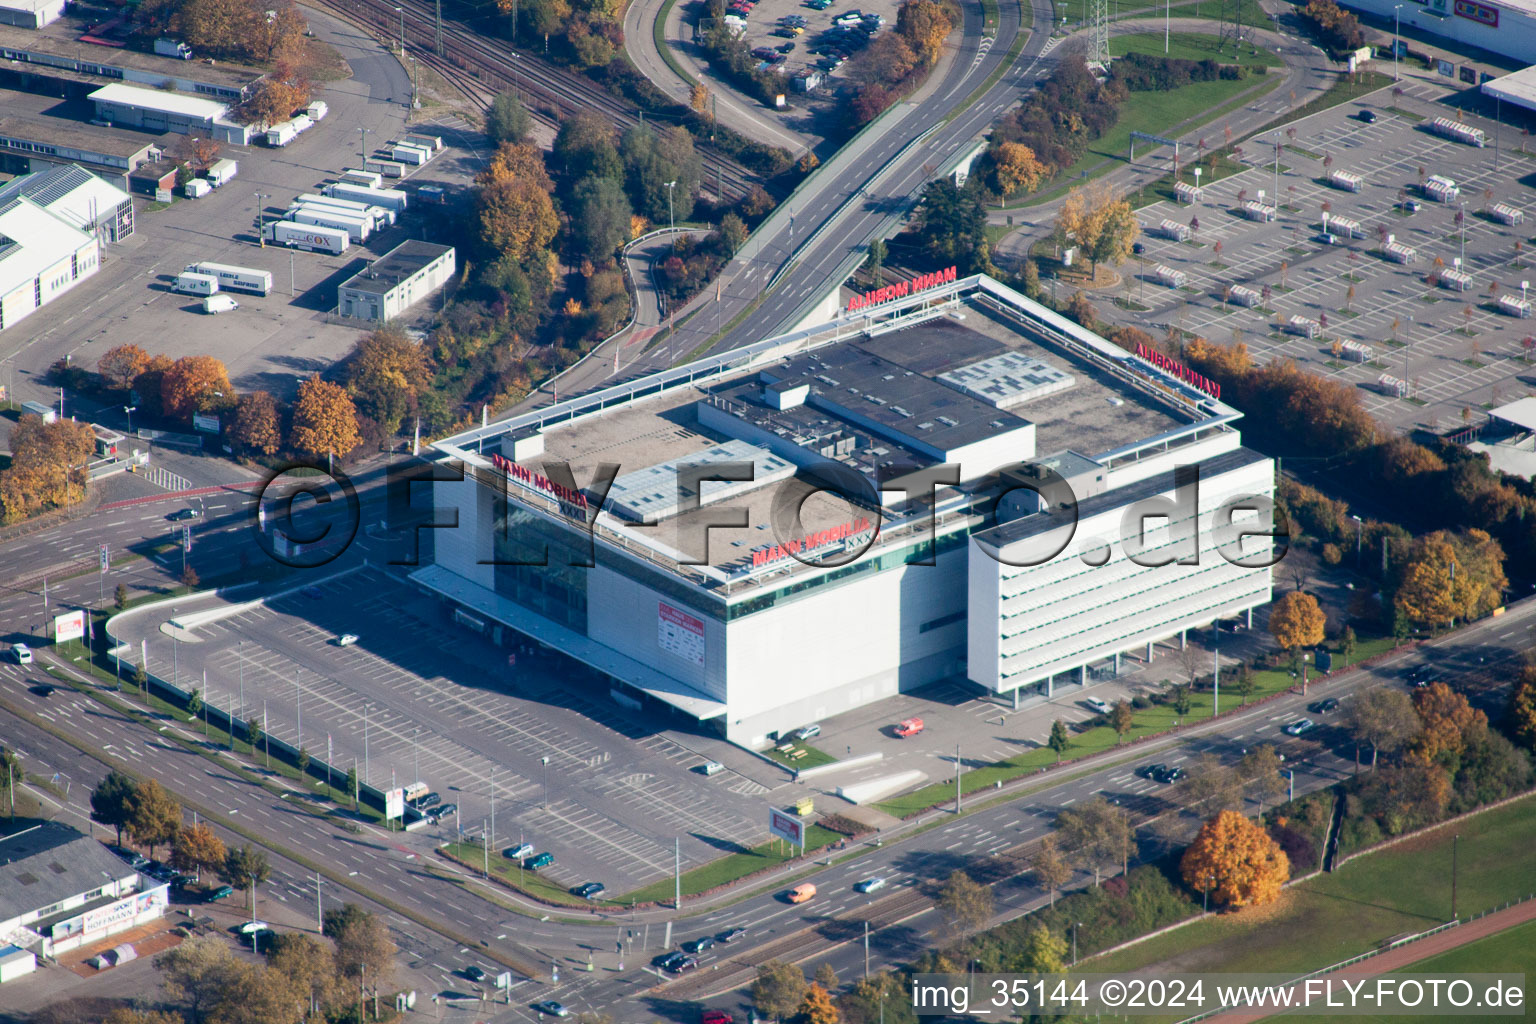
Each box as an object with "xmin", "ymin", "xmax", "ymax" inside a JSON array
[
  {"xmin": 1234, "ymin": 662, "xmax": 1257, "ymax": 706},
  {"xmin": 322, "ymin": 903, "xmax": 369, "ymax": 941},
  {"xmin": 569, "ymin": 175, "xmax": 633, "ymax": 261},
  {"xmin": 134, "ymin": 662, "xmax": 149, "ymax": 693},
  {"xmin": 866, "ymin": 238, "xmax": 887, "ymax": 275},
  {"xmin": 1109, "ymin": 700, "xmax": 1133, "ymax": 744},
  {"xmin": 555, "ymin": 111, "xmax": 623, "ymax": 188},
  {"xmin": 814, "ymin": 963, "xmax": 838, "ymax": 990},
  {"xmin": 297, "ymin": 747, "xmax": 310, "ymax": 777},
  {"xmin": 187, "ymin": 687, "xmax": 203, "ymax": 723},
  {"xmin": 223, "ymin": 844, "xmax": 272, "ymax": 915},
  {"xmin": 1238, "ymin": 744, "xmax": 1286, "ymax": 813},
  {"xmin": 1508, "ymin": 668, "xmax": 1536, "ymax": 753},
  {"xmin": 838, "ymin": 974, "xmax": 916, "ymax": 1024},
  {"xmin": 914, "ymin": 178, "xmax": 991, "ymax": 274},
  {"xmin": 1011, "ymin": 924, "xmax": 1068, "ymax": 974},
  {"xmin": 127, "ymin": 778, "xmax": 182, "ymax": 857},
  {"xmin": 1171, "ymin": 683, "xmax": 1193, "ymax": 718},
  {"xmin": 114, "ymin": 583, "xmax": 129, "ymax": 609},
  {"xmin": 936, "ymin": 868, "xmax": 993, "ymax": 935},
  {"xmin": 486, "ymin": 90, "xmax": 532, "ymax": 145},
  {"xmin": 720, "ymin": 212, "xmax": 749, "ymax": 256},
  {"xmin": 1048, "ymin": 719, "xmax": 1070, "ymax": 762},
  {"xmin": 752, "ymin": 960, "xmax": 808, "ymax": 1021},
  {"xmin": 329, "ymin": 905, "xmax": 395, "ymax": 990},
  {"xmin": 346, "ymin": 765, "xmax": 359, "ymax": 807},
  {"xmin": 620, "ymin": 125, "xmax": 702, "ymax": 224}
]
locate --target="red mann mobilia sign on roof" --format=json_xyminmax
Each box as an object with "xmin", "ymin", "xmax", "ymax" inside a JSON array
[
  {"xmin": 1133, "ymin": 343, "xmax": 1222, "ymax": 400},
  {"xmin": 846, "ymin": 266, "xmax": 957, "ymax": 313}
]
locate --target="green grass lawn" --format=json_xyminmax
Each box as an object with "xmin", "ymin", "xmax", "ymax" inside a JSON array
[
  {"xmin": 616, "ymin": 824, "xmax": 844, "ymax": 903},
  {"xmin": 1307, "ymin": 920, "xmax": 1536, "ymax": 1024},
  {"xmin": 1028, "ymin": 73, "xmax": 1283, "ymax": 206},
  {"xmin": 1110, "ymin": 30, "xmax": 1283, "ymax": 67},
  {"xmin": 1088, "ymin": 795, "xmax": 1536, "ymax": 990},
  {"xmin": 763, "ymin": 742, "xmax": 837, "ymax": 770},
  {"xmin": 873, "ymin": 659, "xmax": 1309, "ymax": 818}
]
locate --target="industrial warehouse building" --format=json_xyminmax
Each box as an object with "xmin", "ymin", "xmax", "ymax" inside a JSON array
[
  {"xmin": 415, "ymin": 275, "xmax": 1277, "ymax": 747},
  {"xmin": 0, "ymin": 21, "xmax": 262, "ymax": 102},
  {"xmin": 88, "ymin": 83, "xmax": 251, "ymax": 145},
  {"xmin": 0, "ymin": 189, "xmax": 103, "ymax": 332},
  {"xmin": 0, "ymin": 164, "xmax": 135, "ymax": 243},
  {"xmin": 0, "ymin": 822, "xmax": 164, "ymax": 970},
  {"xmin": 0, "ymin": 115, "xmax": 161, "ymax": 188},
  {"xmin": 338, "ymin": 240, "xmax": 456, "ymax": 322},
  {"xmin": 0, "ymin": 0, "xmax": 65, "ymax": 29}
]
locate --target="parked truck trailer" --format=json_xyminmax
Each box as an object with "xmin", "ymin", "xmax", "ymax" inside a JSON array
[
  {"xmin": 296, "ymin": 193, "xmax": 395, "ymax": 227},
  {"xmin": 288, "ymin": 209, "xmax": 371, "ymax": 243},
  {"xmin": 184, "ymin": 261, "xmax": 273, "ymax": 296},
  {"xmin": 263, "ymin": 221, "xmax": 350, "ymax": 255},
  {"xmin": 323, "ymin": 181, "xmax": 408, "ymax": 213},
  {"xmin": 363, "ymin": 159, "xmax": 406, "ymax": 178},
  {"xmin": 173, "ymin": 271, "xmax": 220, "ymax": 296}
]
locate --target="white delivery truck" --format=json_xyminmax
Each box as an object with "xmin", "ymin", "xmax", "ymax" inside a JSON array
[
  {"xmin": 266, "ymin": 121, "xmax": 299, "ymax": 147},
  {"xmin": 154, "ymin": 38, "xmax": 194, "ymax": 59},
  {"xmin": 340, "ymin": 168, "xmax": 383, "ymax": 188},
  {"xmin": 174, "ymin": 271, "xmax": 220, "ymax": 296},
  {"xmin": 264, "ymin": 220, "xmax": 350, "ymax": 254},
  {"xmin": 205, "ymin": 158, "xmax": 238, "ymax": 187},
  {"xmin": 324, "ymin": 181, "xmax": 408, "ymax": 214},
  {"xmin": 184, "ymin": 178, "xmax": 212, "ymax": 198},
  {"xmin": 364, "ymin": 159, "xmax": 406, "ymax": 178},
  {"xmin": 202, "ymin": 295, "xmax": 239, "ymax": 314},
  {"xmin": 184, "ymin": 262, "xmax": 273, "ymax": 296},
  {"xmin": 289, "ymin": 209, "xmax": 371, "ymax": 243},
  {"xmin": 305, "ymin": 100, "xmax": 328, "ymax": 121},
  {"xmin": 290, "ymin": 114, "xmax": 314, "ymax": 135},
  {"xmin": 390, "ymin": 144, "xmax": 429, "ymax": 166}
]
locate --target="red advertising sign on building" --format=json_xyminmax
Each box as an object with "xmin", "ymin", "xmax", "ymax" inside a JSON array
[
  {"xmin": 751, "ymin": 516, "xmax": 876, "ymax": 569},
  {"xmin": 846, "ymin": 265, "xmax": 957, "ymax": 313},
  {"xmin": 1133, "ymin": 343, "xmax": 1222, "ymax": 400},
  {"xmin": 489, "ymin": 452, "xmax": 590, "ymax": 510}
]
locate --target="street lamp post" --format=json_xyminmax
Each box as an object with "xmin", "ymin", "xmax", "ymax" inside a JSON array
[
  {"xmin": 664, "ymin": 180, "xmax": 677, "ymax": 233},
  {"xmin": 124, "ymin": 405, "xmax": 137, "ymax": 433},
  {"xmin": 1351, "ymin": 513, "xmax": 1364, "ymax": 565},
  {"xmin": 1460, "ymin": 201, "xmax": 1467, "ymax": 265},
  {"xmin": 358, "ymin": 127, "xmax": 370, "ymax": 164},
  {"xmin": 541, "ymin": 755, "xmax": 550, "ymax": 809},
  {"xmin": 1393, "ymin": 4, "xmax": 1403, "ymax": 82},
  {"xmin": 1072, "ymin": 921, "xmax": 1082, "ymax": 965},
  {"xmin": 363, "ymin": 703, "xmax": 371, "ymax": 786},
  {"xmin": 394, "ymin": 6, "xmax": 405, "ymax": 50}
]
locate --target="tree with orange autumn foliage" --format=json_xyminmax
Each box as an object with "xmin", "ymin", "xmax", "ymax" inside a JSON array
[
  {"xmin": 1180, "ymin": 810, "xmax": 1289, "ymax": 910},
  {"xmin": 1268, "ymin": 591, "xmax": 1325, "ymax": 659},
  {"xmin": 896, "ymin": 0, "xmax": 954, "ymax": 67},
  {"xmin": 289, "ymin": 376, "xmax": 360, "ymax": 460},
  {"xmin": 160, "ymin": 355, "xmax": 232, "ymax": 422},
  {"xmin": 97, "ymin": 343, "xmax": 152, "ymax": 391},
  {"xmin": 0, "ymin": 415, "xmax": 95, "ymax": 523},
  {"xmin": 477, "ymin": 143, "xmax": 559, "ymax": 267},
  {"xmin": 1408, "ymin": 682, "xmax": 1487, "ymax": 766}
]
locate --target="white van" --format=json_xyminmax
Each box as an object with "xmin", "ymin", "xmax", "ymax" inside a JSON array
[{"xmin": 202, "ymin": 295, "xmax": 239, "ymax": 314}]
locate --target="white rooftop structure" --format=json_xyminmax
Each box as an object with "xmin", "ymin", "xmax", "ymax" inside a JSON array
[
  {"xmin": 1484, "ymin": 65, "xmax": 1536, "ymax": 114},
  {"xmin": 88, "ymin": 82, "xmax": 228, "ymax": 120},
  {"xmin": 604, "ymin": 440, "xmax": 796, "ymax": 524},
  {"xmin": 0, "ymin": 164, "xmax": 133, "ymax": 242},
  {"xmin": 0, "ymin": 196, "xmax": 91, "ymax": 298},
  {"xmin": 936, "ymin": 352, "xmax": 1075, "ymax": 410},
  {"xmin": 1489, "ymin": 396, "xmax": 1536, "ymax": 433}
]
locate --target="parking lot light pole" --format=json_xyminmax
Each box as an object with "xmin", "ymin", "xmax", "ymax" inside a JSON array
[
  {"xmin": 1351, "ymin": 513, "xmax": 1364, "ymax": 565},
  {"xmin": 541, "ymin": 755, "xmax": 550, "ymax": 810},
  {"xmin": 1392, "ymin": 4, "xmax": 1403, "ymax": 82},
  {"xmin": 358, "ymin": 127, "xmax": 369, "ymax": 164},
  {"xmin": 363, "ymin": 704, "xmax": 371, "ymax": 786},
  {"xmin": 254, "ymin": 192, "xmax": 269, "ymax": 246}
]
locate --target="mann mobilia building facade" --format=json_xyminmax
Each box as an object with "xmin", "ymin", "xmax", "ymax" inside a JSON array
[{"xmin": 415, "ymin": 274, "xmax": 1277, "ymax": 747}]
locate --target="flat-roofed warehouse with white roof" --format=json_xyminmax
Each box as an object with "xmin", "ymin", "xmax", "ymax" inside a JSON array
[
  {"xmin": 0, "ymin": 193, "xmax": 101, "ymax": 333},
  {"xmin": 1342, "ymin": 0, "xmax": 1536, "ymax": 64},
  {"xmin": 416, "ymin": 275, "xmax": 1275, "ymax": 747},
  {"xmin": 88, "ymin": 83, "xmax": 250, "ymax": 145},
  {"xmin": 1483, "ymin": 64, "xmax": 1536, "ymax": 115}
]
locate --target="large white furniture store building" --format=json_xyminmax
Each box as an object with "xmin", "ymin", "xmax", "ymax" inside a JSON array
[{"xmin": 414, "ymin": 275, "xmax": 1277, "ymax": 747}]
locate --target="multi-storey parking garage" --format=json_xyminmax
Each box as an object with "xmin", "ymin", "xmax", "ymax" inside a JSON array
[{"xmin": 416, "ymin": 275, "xmax": 1277, "ymax": 748}]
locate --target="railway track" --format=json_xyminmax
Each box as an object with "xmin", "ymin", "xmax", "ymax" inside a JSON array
[{"xmin": 314, "ymin": 0, "xmax": 757, "ymax": 201}]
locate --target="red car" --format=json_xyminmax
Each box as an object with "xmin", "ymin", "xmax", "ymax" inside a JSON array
[{"xmin": 702, "ymin": 1013, "xmax": 734, "ymax": 1024}]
